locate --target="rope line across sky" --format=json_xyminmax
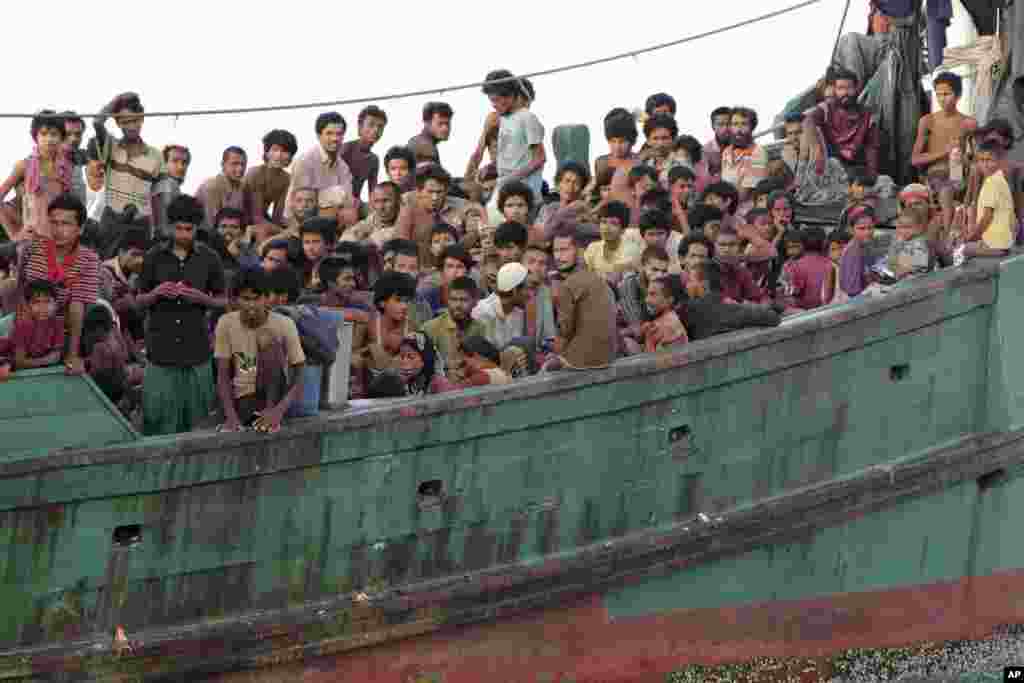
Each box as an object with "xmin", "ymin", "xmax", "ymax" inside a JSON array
[{"xmin": 0, "ymin": 0, "xmax": 828, "ymax": 120}]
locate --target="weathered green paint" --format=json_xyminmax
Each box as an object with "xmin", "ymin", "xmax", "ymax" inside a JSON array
[
  {"xmin": 0, "ymin": 366, "xmax": 139, "ymax": 461},
  {"xmin": 0, "ymin": 258, "xmax": 1022, "ymax": 677}
]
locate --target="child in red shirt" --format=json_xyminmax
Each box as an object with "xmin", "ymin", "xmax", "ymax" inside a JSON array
[
  {"xmin": 460, "ymin": 335, "xmax": 512, "ymax": 387},
  {"xmin": 11, "ymin": 279, "xmax": 63, "ymax": 372}
]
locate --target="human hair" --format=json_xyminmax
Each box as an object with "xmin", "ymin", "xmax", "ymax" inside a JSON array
[
  {"xmin": 462, "ymin": 334, "xmax": 500, "ymax": 363},
  {"xmin": 47, "ymin": 193, "xmax": 87, "ymax": 227},
  {"xmin": 358, "ymin": 105, "xmax": 388, "ymax": 127},
  {"xmin": 497, "ymin": 180, "xmax": 534, "ymax": 213},
  {"xmin": 214, "ymin": 207, "xmax": 246, "ymax": 227},
  {"xmin": 111, "ymin": 92, "xmax": 144, "ymax": 114},
  {"xmin": 847, "ymin": 166, "xmax": 877, "ymax": 188},
  {"xmin": 848, "ymin": 203, "xmax": 876, "ymax": 224},
  {"xmin": 448, "ymin": 275, "xmax": 479, "ymax": 297},
  {"xmin": 494, "ymin": 221, "xmax": 529, "ymax": 249},
  {"xmin": 59, "ymin": 110, "xmax": 85, "ymax": 129},
  {"xmin": 261, "ymin": 238, "xmax": 292, "ymax": 259},
  {"xmin": 976, "ymin": 139, "xmax": 1001, "ymax": 155},
  {"xmin": 651, "ymin": 275, "xmax": 685, "ymax": 305},
  {"xmin": 645, "ymin": 93, "xmax": 677, "ymax": 116},
  {"xmin": 231, "ymin": 267, "xmax": 269, "ymax": 297},
  {"xmin": 643, "ymin": 113, "xmax": 678, "ymax": 140},
  {"xmin": 222, "ymin": 146, "xmax": 247, "ymax": 164},
  {"xmin": 441, "ymin": 244, "xmax": 474, "ymax": 270},
  {"xmin": 315, "ymin": 111, "xmax": 346, "ymax": 135},
  {"xmin": 30, "ymin": 110, "xmax": 66, "ymax": 141},
  {"xmin": 598, "ymin": 200, "xmax": 631, "ymax": 226},
  {"xmin": 519, "ymin": 78, "xmax": 535, "ymax": 102},
  {"xmin": 166, "ymin": 194, "xmax": 205, "ymax": 226},
  {"xmin": 980, "ymin": 118, "xmax": 1015, "ymax": 149},
  {"xmin": 422, "ymin": 101, "xmax": 453, "ymax": 123},
  {"xmin": 604, "ymin": 111, "xmax": 638, "ymax": 144},
  {"xmin": 301, "ymin": 217, "xmax": 338, "ymax": 242},
  {"xmin": 639, "ymin": 188, "xmax": 671, "ymax": 213},
  {"xmin": 636, "ymin": 210, "xmax": 670, "ymax": 235},
  {"xmin": 373, "ymin": 271, "xmax": 417, "ymax": 310},
  {"xmin": 753, "ymin": 176, "xmax": 787, "ymax": 201},
  {"xmin": 710, "ymin": 106, "xmax": 732, "ymax": 122},
  {"xmin": 372, "ymin": 180, "xmax": 400, "ymax": 201},
  {"xmin": 384, "ymin": 145, "xmax": 416, "ymax": 173},
  {"xmin": 828, "ymin": 67, "xmax": 859, "ymax": 85},
  {"xmin": 383, "ymin": 238, "xmax": 420, "ymax": 262},
  {"xmin": 415, "ymin": 163, "xmax": 451, "ymax": 189},
  {"xmin": 430, "ymin": 222, "xmax": 458, "ymax": 242},
  {"xmin": 730, "ymin": 107, "xmax": 759, "ymax": 131},
  {"xmin": 933, "ymin": 71, "xmax": 963, "ymax": 97},
  {"xmin": 551, "ymin": 225, "xmax": 583, "ymax": 247},
  {"xmin": 25, "ymin": 278, "xmax": 58, "ymax": 302},
  {"xmin": 262, "ymin": 129, "xmax": 298, "ymax": 158},
  {"xmin": 555, "ymin": 160, "xmax": 590, "ymax": 188},
  {"xmin": 268, "ymin": 266, "xmax": 301, "ymax": 302},
  {"xmin": 702, "ymin": 182, "xmax": 739, "ymax": 215},
  {"xmin": 162, "ymin": 144, "xmax": 192, "ymax": 165},
  {"xmin": 482, "ymin": 69, "xmax": 519, "ymax": 98},
  {"xmin": 668, "ymin": 165, "xmax": 697, "ymax": 186},
  {"xmin": 801, "ymin": 226, "xmax": 828, "ymax": 254},
  {"xmin": 687, "ymin": 205, "xmax": 724, "ymax": 231},
  {"xmin": 679, "ymin": 233, "xmax": 716, "ymax": 260},
  {"xmin": 782, "ymin": 228, "xmax": 804, "ymax": 249},
  {"xmin": 318, "ymin": 254, "xmax": 358, "ymax": 286},
  {"xmin": 627, "ymin": 165, "xmax": 659, "ymax": 187},
  {"xmin": 673, "ymin": 135, "xmax": 703, "ymax": 165},
  {"xmin": 642, "ymin": 245, "xmax": 670, "ymax": 264}
]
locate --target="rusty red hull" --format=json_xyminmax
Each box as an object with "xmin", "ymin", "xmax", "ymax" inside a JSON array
[{"xmin": 209, "ymin": 568, "xmax": 1024, "ymax": 683}]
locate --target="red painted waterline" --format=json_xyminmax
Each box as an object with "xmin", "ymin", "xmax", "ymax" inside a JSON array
[{"xmin": 212, "ymin": 568, "xmax": 1024, "ymax": 682}]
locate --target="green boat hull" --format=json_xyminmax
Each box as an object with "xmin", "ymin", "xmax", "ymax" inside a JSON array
[{"xmin": 3, "ymin": 255, "xmax": 1024, "ymax": 681}]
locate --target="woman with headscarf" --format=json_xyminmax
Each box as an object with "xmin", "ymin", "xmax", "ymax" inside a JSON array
[{"xmin": 395, "ymin": 332, "xmax": 453, "ymax": 397}]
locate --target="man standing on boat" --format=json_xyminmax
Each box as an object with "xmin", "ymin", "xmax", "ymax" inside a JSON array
[{"xmin": 137, "ymin": 194, "xmax": 226, "ymax": 436}]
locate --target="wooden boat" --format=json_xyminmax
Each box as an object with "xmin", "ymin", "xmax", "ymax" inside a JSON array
[{"xmin": 3, "ymin": 252, "xmax": 1024, "ymax": 681}]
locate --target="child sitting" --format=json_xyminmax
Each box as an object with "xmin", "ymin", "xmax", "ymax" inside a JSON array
[
  {"xmin": 883, "ymin": 212, "xmax": 935, "ymax": 281},
  {"xmin": 837, "ymin": 167, "xmax": 877, "ymax": 232},
  {"xmin": 10, "ymin": 279, "xmax": 64, "ymax": 373},
  {"xmin": 459, "ymin": 335, "xmax": 512, "ymax": 387},
  {"xmin": 825, "ymin": 230, "xmax": 853, "ymax": 304},
  {"xmin": 640, "ymin": 276, "xmax": 688, "ymax": 352}
]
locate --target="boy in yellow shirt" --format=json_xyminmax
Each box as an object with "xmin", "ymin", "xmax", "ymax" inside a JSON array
[{"xmin": 960, "ymin": 141, "xmax": 1016, "ymax": 263}]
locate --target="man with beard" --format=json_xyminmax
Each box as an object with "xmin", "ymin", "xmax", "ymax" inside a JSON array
[
  {"xmin": 197, "ymin": 146, "xmax": 254, "ymax": 229},
  {"xmin": 704, "ymin": 107, "xmax": 732, "ymax": 178},
  {"xmin": 340, "ymin": 181, "xmax": 401, "ymax": 246},
  {"xmin": 421, "ymin": 276, "xmax": 486, "ymax": 384},
  {"xmin": 214, "ymin": 268, "xmax": 305, "ymax": 433},
  {"xmin": 721, "ymin": 107, "xmax": 768, "ymax": 210},
  {"xmin": 137, "ymin": 194, "xmax": 226, "ymax": 436},
  {"xmin": 341, "ymin": 106, "xmax": 387, "ymax": 200},
  {"xmin": 245, "ymin": 129, "xmax": 298, "ymax": 226},
  {"xmin": 546, "ymin": 227, "xmax": 616, "ymax": 371},
  {"xmin": 409, "ymin": 102, "xmax": 453, "ymax": 168},
  {"xmin": 287, "ymin": 112, "xmax": 357, "ymax": 228},
  {"xmin": 804, "ymin": 68, "xmax": 880, "ymax": 178}
]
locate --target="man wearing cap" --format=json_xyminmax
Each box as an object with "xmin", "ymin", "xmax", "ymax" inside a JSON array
[{"xmin": 471, "ymin": 262, "xmax": 530, "ymax": 352}]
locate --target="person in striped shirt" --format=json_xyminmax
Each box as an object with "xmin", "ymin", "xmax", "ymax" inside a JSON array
[{"xmin": 19, "ymin": 193, "xmax": 100, "ymax": 376}]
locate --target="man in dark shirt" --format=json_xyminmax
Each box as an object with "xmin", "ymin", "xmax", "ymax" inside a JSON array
[
  {"xmin": 684, "ymin": 260, "xmax": 781, "ymax": 341},
  {"xmin": 137, "ymin": 194, "xmax": 227, "ymax": 436},
  {"xmin": 340, "ymin": 105, "xmax": 386, "ymax": 201},
  {"xmin": 408, "ymin": 102, "xmax": 452, "ymax": 167}
]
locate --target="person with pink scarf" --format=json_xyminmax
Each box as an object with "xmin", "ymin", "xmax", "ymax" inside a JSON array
[{"xmin": 0, "ymin": 111, "xmax": 73, "ymax": 241}]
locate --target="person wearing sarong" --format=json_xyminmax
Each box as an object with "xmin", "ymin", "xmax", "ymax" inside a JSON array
[{"xmin": 137, "ymin": 195, "xmax": 226, "ymax": 436}]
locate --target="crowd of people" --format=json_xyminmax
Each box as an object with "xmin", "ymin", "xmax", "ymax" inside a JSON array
[{"xmin": 0, "ymin": 58, "xmax": 1021, "ymax": 437}]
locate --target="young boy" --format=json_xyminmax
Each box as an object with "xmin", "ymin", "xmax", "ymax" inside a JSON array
[
  {"xmin": 884, "ymin": 212, "xmax": 935, "ymax": 281},
  {"xmin": 593, "ymin": 110, "xmax": 638, "ymax": 183},
  {"xmin": 912, "ymin": 72, "xmax": 977, "ymax": 231},
  {"xmin": 459, "ymin": 334, "xmax": 512, "ymax": 387},
  {"xmin": 10, "ymin": 280, "xmax": 63, "ymax": 371},
  {"xmin": 959, "ymin": 141, "xmax": 1017, "ymax": 263},
  {"xmin": 640, "ymin": 276, "xmax": 688, "ymax": 353},
  {"xmin": 838, "ymin": 167, "xmax": 878, "ymax": 232},
  {"xmin": 482, "ymin": 69, "xmax": 545, "ymax": 205},
  {"xmin": 585, "ymin": 200, "xmax": 642, "ymax": 280},
  {"xmin": 780, "ymin": 227, "xmax": 834, "ymax": 310}
]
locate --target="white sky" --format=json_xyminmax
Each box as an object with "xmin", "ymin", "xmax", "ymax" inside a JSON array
[{"xmin": 1, "ymin": 0, "xmax": 871, "ymax": 199}]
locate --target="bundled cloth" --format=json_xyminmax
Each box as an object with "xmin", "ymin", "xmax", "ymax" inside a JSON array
[{"xmin": 939, "ymin": 36, "xmax": 1003, "ymax": 100}]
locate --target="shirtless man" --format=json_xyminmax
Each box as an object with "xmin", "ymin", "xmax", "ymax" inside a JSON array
[{"xmin": 912, "ymin": 72, "xmax": 977, "ymax": 232}]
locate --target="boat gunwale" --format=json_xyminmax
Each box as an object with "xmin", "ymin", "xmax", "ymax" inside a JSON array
[{"xmin": 0, "ymin": 258, "xmax": 1004, "ymax": 480}]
